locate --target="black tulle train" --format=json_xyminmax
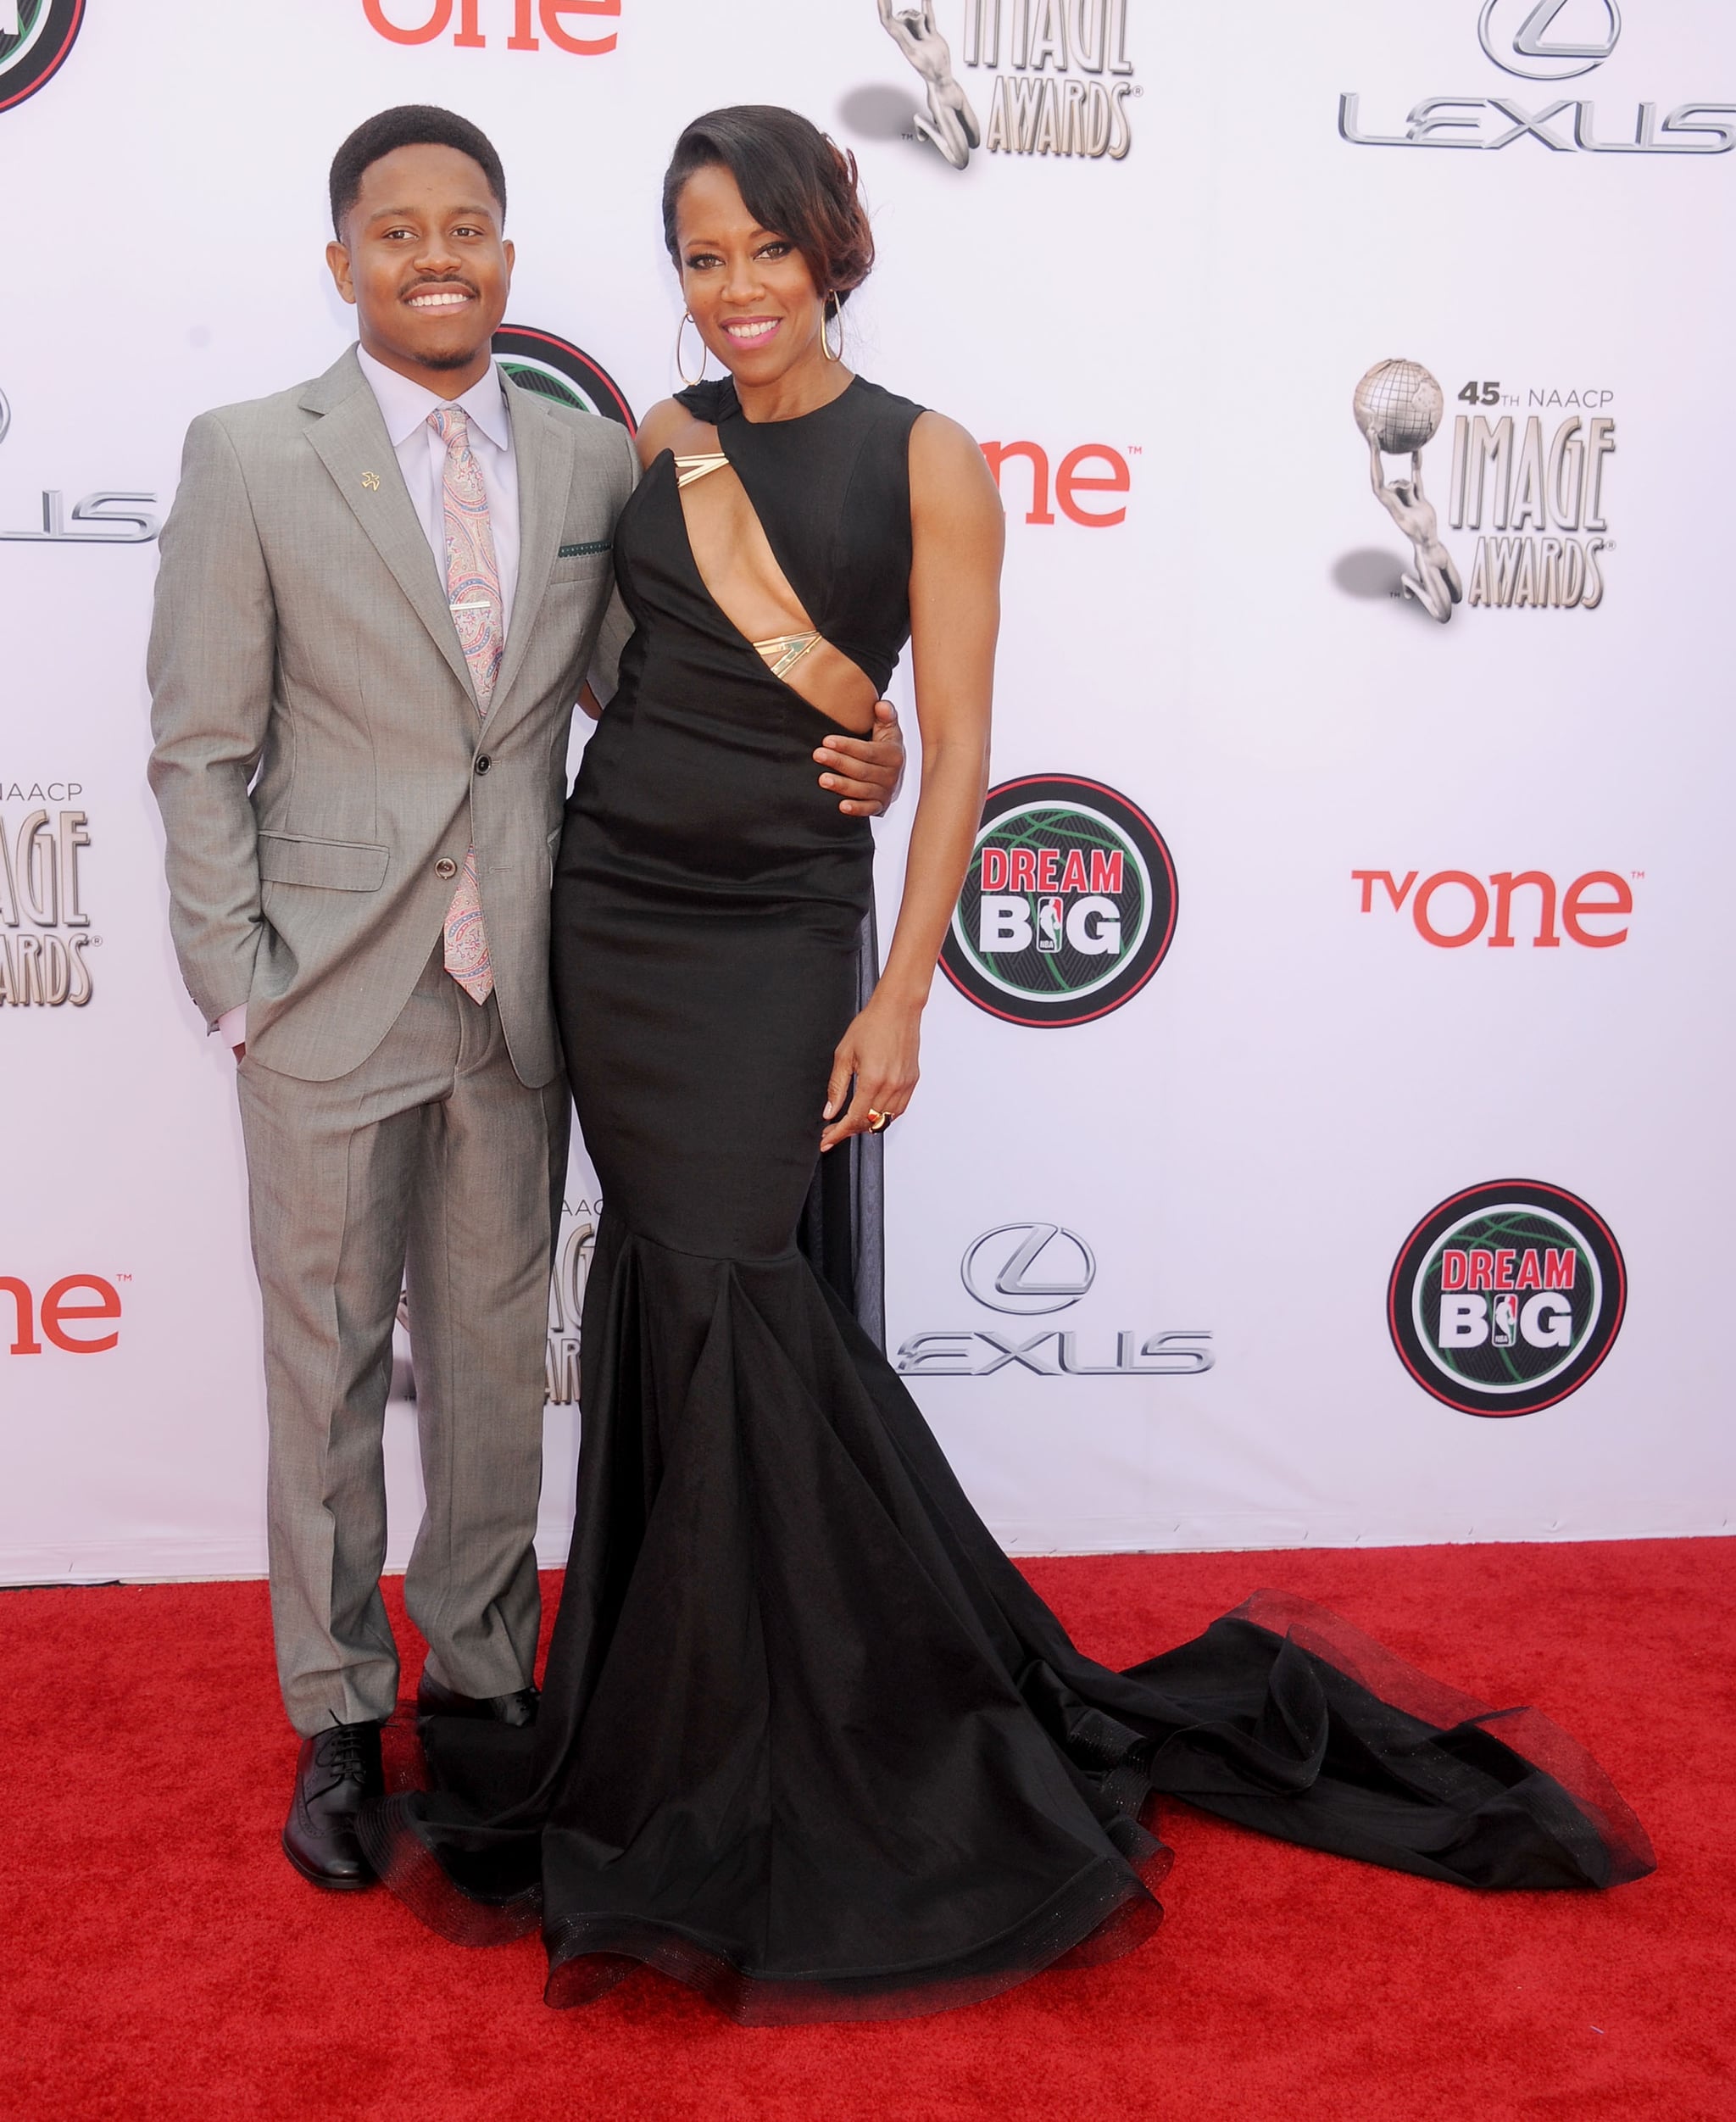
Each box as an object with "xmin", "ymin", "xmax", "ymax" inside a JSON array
[{"xmin": 361, "ymin": 1225, "xmax": 1651, "ymax": 2024}]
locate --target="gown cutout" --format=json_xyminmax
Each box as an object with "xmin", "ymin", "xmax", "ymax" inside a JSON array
[
  {"xmin": 362, "ymin": 374, "xmax": 1654, "ymax": 2025},
  {"xmin": 673, "ymin": 434, "xmax": 880, "ymax": 732}
]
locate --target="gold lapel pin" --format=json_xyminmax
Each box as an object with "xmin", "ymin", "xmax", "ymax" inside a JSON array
[{"xmin": 361, "ymin": 471, "xmax": 381, "ymax": 491}]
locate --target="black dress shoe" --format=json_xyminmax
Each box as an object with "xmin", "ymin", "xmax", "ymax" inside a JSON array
[
  {"xmin": 416, "ymin": 1670, "xmax": 539, "ymax": 1727},
  {"xmin": 281, "ymin": 1719, "xmax": 384, "ymax": 1891}
]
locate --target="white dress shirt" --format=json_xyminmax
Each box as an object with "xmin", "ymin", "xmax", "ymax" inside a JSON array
[{"xmin": 218, "ymin": 348, "xmax": 523, "ymax": 1054}]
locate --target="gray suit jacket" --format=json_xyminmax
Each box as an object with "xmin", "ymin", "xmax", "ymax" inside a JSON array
[{"xmin": 147, "ymin": 346, "xmax": 635, "ymax": 1086}]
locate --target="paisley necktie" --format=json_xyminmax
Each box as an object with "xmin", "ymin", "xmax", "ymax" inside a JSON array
[{"xmin": 430, "ymin": 404, "xmax": 503, "ymax": 1004}]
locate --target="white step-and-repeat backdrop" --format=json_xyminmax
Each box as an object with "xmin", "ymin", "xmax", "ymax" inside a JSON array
[{"xmin": 3, "ymin": 0, "xmax": 1732, "ymax": 1579}]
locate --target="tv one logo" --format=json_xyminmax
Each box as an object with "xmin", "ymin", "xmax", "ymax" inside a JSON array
[
  {"xmin": 1388, "ymin": 1182, "xmax": 1625, "ymax": 1416},
  {"xmin": 363, "ymin": 0, "xmax": 619, "ymax": 53},
  {"xmin": 982, "ymin": 440, "xmax": 1132, "ymax": 527},
  {"xmin": 1353, "ymin": 868, "xmax": 1635, "ymax": 950},
  {"xmin": 943, "ymin": 776, "xmax": 1177, "ymax": 1028},
  {"xmin": 2, "ymin": 1273, "xmax": 121, "ymax": 1355}
]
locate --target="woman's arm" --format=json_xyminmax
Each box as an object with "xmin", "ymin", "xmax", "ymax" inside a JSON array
[{"xmin": 821, "ymin": 411, "xmax": 1004, "ymax": 1149}]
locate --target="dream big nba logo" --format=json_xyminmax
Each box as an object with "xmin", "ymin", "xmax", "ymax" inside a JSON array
[
  {"xmin": 0, "ymin": 0, "xmax": 84, "ymax": 113},
  {"xmin": 942, "ymin": 775, "xmax": 1177, "ymax": 1028},
  {"xmin": 492, "ymin": 326, "xmax": 634, "ymax": 433},
  {"xmin": 1388, "ymin": 1179, "xmax": 1627, "ymax": 1417}
]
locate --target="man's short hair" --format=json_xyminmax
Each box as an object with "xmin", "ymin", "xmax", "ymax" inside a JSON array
[{"xmin": 329, "ymin": 105, "xmax": 507, "ymax": 237}]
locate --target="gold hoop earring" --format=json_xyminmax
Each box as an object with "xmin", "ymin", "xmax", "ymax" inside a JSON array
[
  {"xmin": 821, "ymin": 291, "xmax": 843, "ymax": 364},
  {"xmin": 676, "ymin": 310, "xmax": 708, "ymax": 388}
]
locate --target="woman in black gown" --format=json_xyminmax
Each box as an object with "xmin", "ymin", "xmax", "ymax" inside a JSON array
[{"xmin": 367, "ymin": 108, "xmax": 1652, "ymax": 2022}]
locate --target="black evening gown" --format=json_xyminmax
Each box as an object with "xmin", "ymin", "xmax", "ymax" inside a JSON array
[{"xmin": 363, "ymin": 376, "xmax": 1652, "ymax": 2024}]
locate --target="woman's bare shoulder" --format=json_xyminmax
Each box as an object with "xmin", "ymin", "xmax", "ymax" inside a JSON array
[{"xmin": 634, "ymin": 397, "xmax": 712, "ymax": 470}]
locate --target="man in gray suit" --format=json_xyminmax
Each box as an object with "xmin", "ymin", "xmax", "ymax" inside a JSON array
[{"xmin": 147, "ymin": 107, "xmax": 903, "ymax": 1888}]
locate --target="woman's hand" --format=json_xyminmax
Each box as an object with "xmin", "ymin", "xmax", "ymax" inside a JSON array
[{"xmin": 821, "ymin": 992, "xmax": 921, "ymax": 1152}]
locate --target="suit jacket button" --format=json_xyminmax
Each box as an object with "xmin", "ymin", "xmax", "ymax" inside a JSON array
[
  {"xmin": 475, "ymin": 754, "xmax": 492, "ymax": 775},
  {"xmin": 435, "ymin": 857, "xmax": 459, "ymax": 880}
]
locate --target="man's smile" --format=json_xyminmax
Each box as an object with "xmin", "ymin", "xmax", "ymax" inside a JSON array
[{"xmin": 404, "ymin": 282, "xmax": 476, "ymax": 312}]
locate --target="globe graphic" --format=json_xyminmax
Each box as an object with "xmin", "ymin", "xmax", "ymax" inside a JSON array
[{"xmin": 1354, "ymin": 359, "xmax": 1444, "ymax": 454}]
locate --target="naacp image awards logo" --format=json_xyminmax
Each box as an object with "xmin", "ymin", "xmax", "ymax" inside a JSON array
[
  {"xmin": 1354, "ymin": 358, "xmax": 1616, "ymax": 621},
  {"xmin": 942, "ymin": 775, "xmax": 1176, "ymax": 1028},
  {"xmin": 0, "ymin": 0, "xmax": 82, "ymax": 114},
  {"xmin": 1388, "ymin": 1179, "xmax": 1627, "ymax": 1417},
  {"xmin": 492, "ymin": 327, "xmax": 635, "ymax": 432},
  {"xmin": 0, "ymin": 783, "xmax": 95, "ymax": 1007},
  {"xmin": 392, "ymin": 1194, "xmax": 600, "ymax": 1407},
  {"xmin": 873, "ymin": 0, "xmax": 1138, "ymax": 169}
]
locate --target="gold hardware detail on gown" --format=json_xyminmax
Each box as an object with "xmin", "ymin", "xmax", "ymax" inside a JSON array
[
  {"xmin": 753, "ymin": 631, "xmax": 822, "ymax": 679},
  {"xmin": 674, "ymin": 453, "xmax": 731, "ymax": 488},
  {"xmin": 671, "ymin": 454, "xmax": 828, "ymax": 692}
]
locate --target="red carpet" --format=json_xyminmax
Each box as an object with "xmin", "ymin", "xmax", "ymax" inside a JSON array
[{"xmin": 1, "ymin": 1540, "xmax": 1728, "ymax": 2121}]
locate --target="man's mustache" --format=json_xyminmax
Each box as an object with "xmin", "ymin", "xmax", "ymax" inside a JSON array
[{"xmin": 400, "ymin": 276, "xmax": 481, "ymax": 301}]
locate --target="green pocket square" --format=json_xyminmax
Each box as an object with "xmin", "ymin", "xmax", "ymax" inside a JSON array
[{"xmin": 558, "ymin": 539, "xmax": 611, "ymax": 559}]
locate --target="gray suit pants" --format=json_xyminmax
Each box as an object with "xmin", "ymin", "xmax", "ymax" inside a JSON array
[{"xmin": 237, "ymin": 944, "xmax": 570, "ymax": 1735}]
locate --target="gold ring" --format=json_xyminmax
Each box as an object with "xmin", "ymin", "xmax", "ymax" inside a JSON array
[{"xmin": 868, "ymin": 1109, "xmax": 892, "ymax": 1133}]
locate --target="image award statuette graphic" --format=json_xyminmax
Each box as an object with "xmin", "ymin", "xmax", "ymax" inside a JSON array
[
  {"xmin": 878, "ymin": 0, "xmax": 981, "ymax": 169},
  {"xmin": 1355, "ymin": 359, "xmax": 1462, "ymax": 625}
]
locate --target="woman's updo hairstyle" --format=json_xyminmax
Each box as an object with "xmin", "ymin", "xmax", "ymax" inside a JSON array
[{"xmin": 661, "ymin": 105, "xmax": 875, "ymax": 307}]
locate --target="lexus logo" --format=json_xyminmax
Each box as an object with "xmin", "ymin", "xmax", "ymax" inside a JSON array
[
  {"xmin": 899, "ymin": 1222, "xmax": 1211, "ymax": 1378},
  {"xmin": 1343, "ymin": 0, "xmax": 1731, "ymax": 156},
  {"xmin": 0, "ymin": 385, "xmax": 159, "ymax": 545},
  {"xmin": 1479, "ymin": 0, "xmax": 1622, "ymax": 81},
  {"xmin": 961, "ymin": 1223, "xmax": 1096, "ymax": 1315}
]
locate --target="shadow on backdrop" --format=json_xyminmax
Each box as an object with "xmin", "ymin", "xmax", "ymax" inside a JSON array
[
  {"xmin": 1332, "ymin": 548, "xmax": 1442, "ymax": 621},
  {"xmin": 837, "ymin": 85, "xmax": 918, "ymax": 141}
]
